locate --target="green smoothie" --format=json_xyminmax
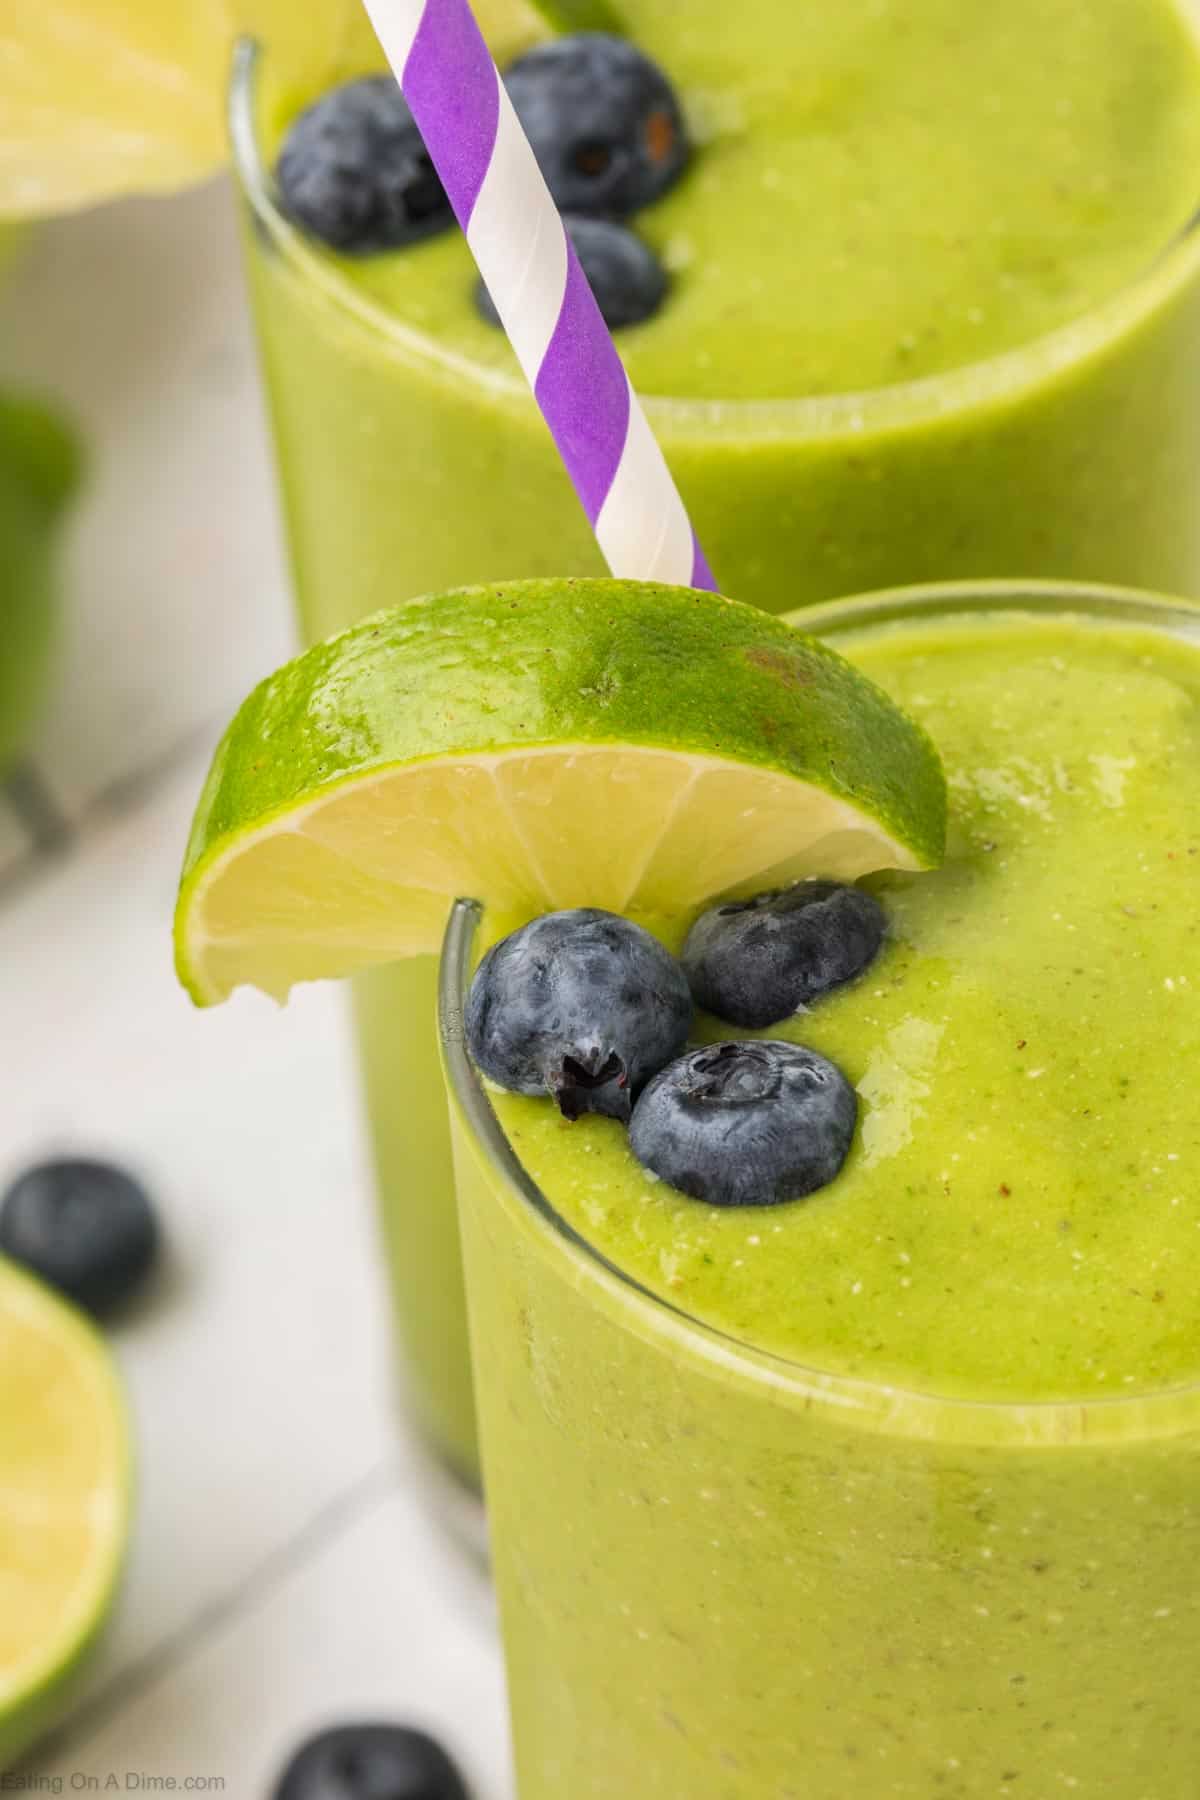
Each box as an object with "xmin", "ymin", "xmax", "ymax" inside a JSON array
[
  {"xmin": 319, "ymin": 0, "xmax": 1200, "ymax": 402},
  {"xmin": 232, "ymin": 0, "xmax": 1200, "ymax": 1489},
  {"xmin": 446, "ymin": 585, "xmax": 1200, "ymax": 1797},
  {"xmin": 244, "ymin": 0, "xmax": 1200, "ymax": 624}
]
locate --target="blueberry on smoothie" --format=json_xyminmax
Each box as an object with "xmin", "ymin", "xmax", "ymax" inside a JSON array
[
  {"xmin": 0, "ymin": 1158, "xmax": 159, "ymax": 1317},
  {"xmin": 277, "ymin": 76, "xmax": 452, "ymax": 253},
  {"xmin": 274, "ymin": 1723, "xmax": 469, "ymax": 1799},
  {"xmin": 504, "ymin": 34, "xmax": 690, "ymax": 218},
  {"xmin": 477, "ymin": 214, "xmax": 668, "ymax": 330},
  {"xmin": 630, "ymin": 1041, "xmax": 857, "ymax": 1207},
  {"xmin": 682, "ymin": 882, "xmax": 887, "ymax": 1028},
  {"xmin": 466, "ymin": 909, "xmax": 692, "ymax": 1123}
]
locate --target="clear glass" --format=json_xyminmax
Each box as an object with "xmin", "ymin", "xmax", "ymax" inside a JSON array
[
  {"xmin": 229, "ymin": 36, "xmax": 1200, "ymax": 1495},
  {"xmin": 441, "ymin": 582, "xmax": 1200, "ymax": 1799}
]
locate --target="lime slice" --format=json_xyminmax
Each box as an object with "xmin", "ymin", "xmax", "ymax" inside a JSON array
[
  {"xmin": 0, "ymin": 0, "xmax": 605, "ymax": 219},
  {"xmin": 0, "ymin": 0, "xmax": 382, "ymax": 217},
  {"xmin": 0, "ymin": 1258, "xmax": 131, "ymax": 1768},
  {"xmin": 175, "ymin": 580, "xmax": 945, "ymax": 1007}
]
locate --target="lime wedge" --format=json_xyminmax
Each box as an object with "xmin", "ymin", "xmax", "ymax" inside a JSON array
[
  {"xmin": 0, "ymin": 0, "xmax": 383, "ymax": 217},
  {"xmin": 0, "ymin": 0, "xmax": 607, "ymax": 219},
  {"xmin": 175, "ymin": 580, "xmax": 945, "ymax": 1007},
  {"xmin": 0, "ymin": 1258, "xmax": 131, "ymax": 1768}
]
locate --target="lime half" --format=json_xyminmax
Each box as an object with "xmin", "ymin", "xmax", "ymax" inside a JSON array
[
  {"xmin": 0, "ymin": 0, "xmax": 607, "ymax": 219},
  {"xmin": 0, "ymin": 1258, "xmax": 131, "ymax": 1768},
  {"xmin": 176, "ymin": 580, "xmax": 945, "ymax": 1007}
]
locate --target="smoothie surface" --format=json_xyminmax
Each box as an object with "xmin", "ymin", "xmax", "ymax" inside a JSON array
[
  {"xmin": 487, "ymin": 612, "xmax": 1200, "ymax": 1403},
  {"xmin": 275, "ymin": 0, "xmax": 1200, "ymax": 400}
]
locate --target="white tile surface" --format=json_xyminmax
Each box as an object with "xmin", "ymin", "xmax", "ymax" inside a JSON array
[
  {"xmin": 1, "ymin": 754, "xmax": 508, "ymax": 1792},
  {"xmin": 0, "ymin": 791, "xmax": 32, "ymax": 883},
  {"xmin": 23, "ymin": 1487, "xmax": 511, "ymax": 1799},
  {"xmin": 0, "ymin": 178, "xmax": 295, "ymax": 816}
]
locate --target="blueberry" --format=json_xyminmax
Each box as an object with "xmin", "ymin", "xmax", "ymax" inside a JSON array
[
  {"xmin": 274, "ymin": 1724, "xmax": 469, "ymax": 1800},
  {"xmin": 476, "ymin": 214, "xmax": 667, "ymax": 331},
  {"xmin": 0, "ymin": 1159, "xmax": 159, "ymax": 1317},
  {"xmin": 682, "ymin": 882, "xmax": 887, "ymax": 1029},
  {"xmin": 466, "ymin": 909, "xmax": 692, "ymax": 1123},
  {"xmin": 504, "ymin": 34, "xmax": 690, "ymax": 218},
  {"xmin": 629, "ymin": 1041, "xmax": 857, "ymax": 1207},
  {"xmin": 277, "ymin": 76, "xmax": 452, "ymax": 254}
]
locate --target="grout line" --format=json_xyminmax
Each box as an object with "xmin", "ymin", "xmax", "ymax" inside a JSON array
[
  {"xmin": 17, "ymin": 1457, "xmax": 403, "ymax": 1772},
  {"xmin": 82, "ymin": 715, "xmax": 226, "ymax": 827},
  {"xmin": 1, "ymin": 759, "xmax": 75, "ymax": 857},
  {"xmin": 0, "ymin": 715, "xmax": 228, "ymax": 910}
]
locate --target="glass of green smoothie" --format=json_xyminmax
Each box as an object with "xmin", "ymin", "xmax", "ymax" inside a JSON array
[
  {"xmin": 439, "ymin": 578, "xmax": 1200, "ymax": 1797},
  {"xmin": 228, "ymin": 0, "xmax": 1200, "ymax": 1502}
]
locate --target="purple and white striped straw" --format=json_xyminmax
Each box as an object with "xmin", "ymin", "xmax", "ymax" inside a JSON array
[{"xmin": 359, "ymin": 0, "xmax": 718, "ymax": 591}]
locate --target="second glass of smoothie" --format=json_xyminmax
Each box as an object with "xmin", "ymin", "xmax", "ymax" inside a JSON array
[{"xmin": 230, "ymin": 0, "xmax": 1200, "ymax": 1493}]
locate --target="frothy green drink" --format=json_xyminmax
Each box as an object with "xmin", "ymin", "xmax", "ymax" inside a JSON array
[
  {"xmin": 444, "ymin": 584, "xmax": 1200, "ymax": 1796},
  {"xmin": 232, "ymin": 0, "xmax": 1200, "ymax": 1485},
  {"xmin": 310, "ymin": 0, "xmax": 1200, "ymax": 402}
]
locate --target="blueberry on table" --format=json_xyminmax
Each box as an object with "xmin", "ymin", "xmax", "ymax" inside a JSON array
[
  {"xmin": 274, "ymin": 1723, "xmax": 469, "ymax": 1800},
  {"xmin": 683, "ymin": 882, "xmax": 887, "ymax": 1028},
  {"xmin": 477, "ymin": 214, "xmax": 668, "ymax": 331},
  {"xmin": 630, "ymin": 1041, "xmax": 857, "ymax": 1207},
  {"xmin": 466, "ymin": 909, "xmax": 692, "ymax": 1123},
  {"xmin": 504, "ymin": 33, "xmax": 690, "ymax": 218},
  {"xmin": 0, "ymin": 1158, "xmax": 159, "ymax": 1317},
  {"xmin": 277, "ymin": 76, "xmax": 453, "ymax": 253}
]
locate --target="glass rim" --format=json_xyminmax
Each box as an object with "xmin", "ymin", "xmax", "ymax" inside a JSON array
[
  {"xmin": 228, "ymin": 36, "xmax": 1200, "ymax": 442},
  {"xmin": 795, "ymin": 574, "xmax": 1200, "ymax": 640},
  {"xmin": 439, "ymin": 578, "xmax": 1200, "ymax": 1450}
]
